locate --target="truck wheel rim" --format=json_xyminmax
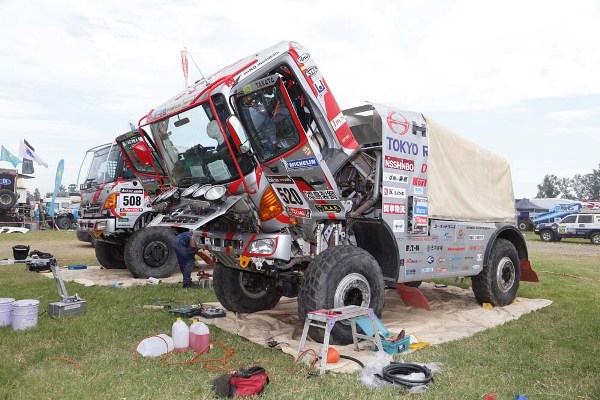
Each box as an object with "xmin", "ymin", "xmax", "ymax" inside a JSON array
[
  {"xmin": 592, "ymin": 235, "xmax": 600, "ymax": 244},
  {"xmin": 542, "ymin": 232, "xmax": 551, "ymax": 241},
  {"xmin": 143, "ymin": 241, "xmax": 169, "ymax": 267},
  {"xmin": 0, "ymin": 194, "xmax": 11, "ymax": 205},
  {"xmin": 496, "ymin": 257, "xmax": 515, "ymax": 293},
  {"xmin": 239, "ymin": 273, "xmax": 267, "ymax": 299},
  {"xmin": 334, "ymin": 273, "xmax": 370, "ymax": 308}
]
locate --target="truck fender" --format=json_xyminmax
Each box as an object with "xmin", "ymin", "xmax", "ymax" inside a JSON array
[{"xmin": 483, "ymin": 224, "xmax": 538, "ymax": 282}]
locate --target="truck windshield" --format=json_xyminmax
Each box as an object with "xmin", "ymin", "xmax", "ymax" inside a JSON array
[
  {"xmin": 149, "ymin": 98, "xmax": 253, "ymax": 187},
  {"xmin": 81, "ymin": 144, "xmax": 120, "ymax": 189}
]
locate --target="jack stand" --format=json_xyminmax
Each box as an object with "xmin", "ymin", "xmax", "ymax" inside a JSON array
[{"xmin": 48, "ymin": 261, "xmax": 86, "ymax": 318}]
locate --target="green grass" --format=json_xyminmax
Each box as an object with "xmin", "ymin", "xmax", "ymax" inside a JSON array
[{"xmin": 1, "ymin": 231, "xmax": 599, "ymax": 399}]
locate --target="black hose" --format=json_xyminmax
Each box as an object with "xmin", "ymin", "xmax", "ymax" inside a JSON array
[
  {"xmin": 376, "ymin": 362, "xmax": 433, "ymax": 388},
  {"xmin": 339, "ymin": 354, "xmax": 364, "ymax": 368}
]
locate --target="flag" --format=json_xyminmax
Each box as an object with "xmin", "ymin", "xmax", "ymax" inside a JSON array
[
  {"xmin": 19, "ymin": 139, "xmax": 48, "ymax": 168},
  {"xmin": 48, "ymin": 159, "xmax": 64, "ymax": 219},
  {"xmin": 0, "ymin": 145, "xmax": 21, "ymax": 167},
  {"xmin": 22, "ymin": 158, "xmax": 34, "ymax": 174}
]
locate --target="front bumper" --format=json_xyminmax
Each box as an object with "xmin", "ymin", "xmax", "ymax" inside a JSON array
[
  {"xmin": 78, "ymin": 218, "xmax": 117, "ymax": 237},
  {"xmin": 191, "ymin": 230, "xmax": 292, "ymax": 268}
]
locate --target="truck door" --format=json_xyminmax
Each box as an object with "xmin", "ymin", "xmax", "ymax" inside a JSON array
[
  {"xmin": 115, "ymin": 129, "xmax": 168, "ymax": 194},
  {"xmin": 232, "ymin": 74, "xmax": 345, "ymax": 221},
  {"xmin": 576, "ymin": 214, "xmax": 593, "ymax": 237},
  {"xmin": 557, "ymin": 214, "xmax": 577, "ymax": 238}
]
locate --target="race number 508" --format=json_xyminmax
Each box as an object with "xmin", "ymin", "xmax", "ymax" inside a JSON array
[{"xmin": 122, "ymin": 195, "xmax": 142, "ymax": 206}]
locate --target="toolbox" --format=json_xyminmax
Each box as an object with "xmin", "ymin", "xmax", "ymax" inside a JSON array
[{"xmin": 355, "ymin": 315, "xmax": 410, "ymax": 354}]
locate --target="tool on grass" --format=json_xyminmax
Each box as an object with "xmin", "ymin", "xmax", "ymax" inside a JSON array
[{"xmin": 48, "ymin": 260, "xmax": 86, "ymax": 318}]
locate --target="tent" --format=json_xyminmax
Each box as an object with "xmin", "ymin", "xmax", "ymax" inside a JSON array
[{"xmin": 515, "ymin": 198, "xmax": 548, "ymax": 212}]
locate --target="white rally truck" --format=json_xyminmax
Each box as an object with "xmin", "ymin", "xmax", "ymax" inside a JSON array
[{"xmin": 77, "ymin": 139, "xmax": 175, "ymax": 278}]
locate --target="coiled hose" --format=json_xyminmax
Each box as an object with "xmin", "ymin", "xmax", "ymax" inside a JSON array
[{"xmin": 376, "ymin": 362, "xmax": 434, "ymax": 388}]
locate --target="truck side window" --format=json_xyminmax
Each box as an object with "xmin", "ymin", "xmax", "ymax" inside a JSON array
[
  {"xmin": 578, "ymin": 215, "xmax": 593, "ymax": 224},
  {"xmin": 561, "ymin": 215, "xmax": 577, "ymax": 223}
]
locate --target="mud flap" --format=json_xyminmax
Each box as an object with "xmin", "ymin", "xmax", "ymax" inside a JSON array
[
  {"xmin": 395, "ymin": 283, "xmax": 431, "ymax": 310},
  {"xmin": 196, "ymin": 250, "xmax": 216, "ymax": 267},
  {"xmin": 520, "ymin": 260, "xmax": 539, "ymax": 282}
]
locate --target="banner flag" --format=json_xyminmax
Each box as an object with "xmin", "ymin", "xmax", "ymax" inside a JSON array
[
  {"xmin": 0, "ymin": 145, "xmax": 21, "ymax": 167},
  {"xmin": 48, "ymin": 159, "xmax": 64, "ymax": 219},
  {"xmin": 19, "ymin": 139, "xmax": 48, "ymax": 168},
  {"xmin": 22, "ymin": 158, "xmax": 34, "ymax": 174}
]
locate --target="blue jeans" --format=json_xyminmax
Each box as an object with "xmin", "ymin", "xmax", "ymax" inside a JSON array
[{"xmin": 174, "ymin": 232, "xmax": 197, "ymax": 285}]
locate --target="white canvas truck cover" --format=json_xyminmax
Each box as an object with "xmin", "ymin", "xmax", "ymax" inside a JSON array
[{"xmin": 425, "ymin": 116, "xmax": 515, "ymax": 223}]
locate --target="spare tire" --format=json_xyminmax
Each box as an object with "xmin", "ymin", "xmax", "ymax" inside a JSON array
[
  {"xmin": 0, "ymin": 189, "xmax": 17, "ymax": 210},
  {"xmin": 124, "ymin": 227, "xmax": 178, "ymax": 278}
]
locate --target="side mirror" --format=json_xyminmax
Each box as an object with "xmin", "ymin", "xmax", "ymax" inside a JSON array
[
  {"xmin": 132, "ymin": 141, "xmax": 153, "ymax": 166},
  {"xmin": 226, "ymin": 115, "xmax": 249, "ymax": 153}
]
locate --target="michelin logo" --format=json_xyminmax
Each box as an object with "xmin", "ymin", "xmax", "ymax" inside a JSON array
[{"xmin": 284, "ymin": 157, "xmax": 319, "ymax": 171}]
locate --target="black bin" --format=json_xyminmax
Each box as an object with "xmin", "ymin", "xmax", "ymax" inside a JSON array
[{"xmin": 12, "ymin": 245, "xmax": 30, "ymax": 260}]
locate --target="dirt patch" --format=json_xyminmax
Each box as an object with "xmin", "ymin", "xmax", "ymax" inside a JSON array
[{"xmin": 525, "ymin": 239, "xmax": 600, "ymax": 257}]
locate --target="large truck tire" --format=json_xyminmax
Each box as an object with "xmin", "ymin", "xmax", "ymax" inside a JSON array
[
  {"xmin": 95, "ymin": 241, "xmax": 127, "ymax": 269},
  {"xmin": 56, "ymin": 215, "xmax": 73, "ymax": 230},
  {"xmin": 212, "ymin": 263, "xmax": 281, "ymax": 313},
  {"xmin": 517, "ymin": 219, "xmax": 532, "ymax": 231},
  {"xmin": 124, "ymin": 227, "xmax": 178, "ymax": 278},
  {"xmin": 590, "ymin": 232, "xmax": 600, "ymax": 245},
  {"xmin": 0, "ymin": 189, "xmax": 17, "ymax": 210},
  {"xmin": 298, "ymin": 245, "xmax": 385, "ymax": 345},
  {"xmin": 472, "ymin": 238, "xmax": 520, "ymax": 306}
]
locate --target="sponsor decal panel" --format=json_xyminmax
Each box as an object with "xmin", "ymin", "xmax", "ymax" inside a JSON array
[
  {"xmin": 437, "ymin": 267, "xmax": 447, "ymax": 273},
  {"xmin": 405, "ymin": 258, "xmax": 422, "ymax": 264},
  {"xmin": 266, "ymin": 175, "xmax": 294, "ymax": 184},
  {"xmin": 330, "ymin": 112, "xmax": 346, "ymax": 131},
  {"xmin": 434, "ymin": 223, "xmax": 456, "ymax": 229},
  {"xmin": 412, "ymin": 177, "xmax": 427, "ymax": 187},
  {"xmin": 427, "ymin": 245, "xmax": 442, "ymax": 251},
  {"xmin": 448, "ymin": 247, "xmax": 466, "ymax": 252},
  {"xmin": 406, "ymin": 268, "xmax": 416, "ymax": 275},
  {"xmin": 470, "ymin": 245, "xmax": 485, "ymax": 251},
  {"xmin": 438, "ymin": 257, "xmax": 445, "ymax": 263},
  {"xmin": 305, "ymin": 66, "xmax": 318, "ymax": 77},
  {"xmin": 421, "ymin": 267, "xmax": 434, "ymax": 273},
  {"xmin": 313, "ymin": 79, "xmax": 327, "ymax": 97},
  {"xmin": 406, "ymin": 245, "xmax": 420, "ymax": 252},
  {"xmin": 297, "ymin": 53, "xmax": 310, "ymax": 63},
  {"xmin": 414, "ymin": 216, "xmax": 428, "ymax": 225},
  {"xmin": 413, "ymin": 187, "xmax": 424, "ymax": 195},
  {"xmin": 427, "ymin": 256, "xmax": 434, "ymax": 264}
]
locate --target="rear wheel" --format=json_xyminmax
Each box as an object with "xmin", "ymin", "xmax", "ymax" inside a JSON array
[
  {"xmin": 124, "ymin": 227, "xmax": 178, "ymax": 278},
  {"xmin": 56, "ymin": 216, "xmax": 72, "ymax": 230},
  {"xmin": 212, "ymin": 263, "xmax": 281, "ymax": 313},
  {"xmin": 539, "ymin": 230, "xmax": 555, "ymax": 242},
  {"xmin": 472, "ymin": 238, "xmax": 520, "ymax": 306},
  {"xmin": 95, "ymin": 241, "xmax": 126, "ymax": 269},
  {"xmin": 0, "ymin": 190, "xmax": 17, "ymax": 210},
  {"xmin": 298, "ymin": 245, "xmax": 385, "ymax": 345},
  {"xmin": 590, "ymin": 232, "xmax": 600, "ymax": 245},
  {"xmin": 518, "ymin": 219, "xmax": 531, "ymax": 231}
]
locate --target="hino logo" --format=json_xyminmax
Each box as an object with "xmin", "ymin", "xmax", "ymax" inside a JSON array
[{"xmin": 386, "ymin": 112, "xmax": 409, "ymax": 135}]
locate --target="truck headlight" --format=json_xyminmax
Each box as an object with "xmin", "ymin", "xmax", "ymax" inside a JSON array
[{"xmin": 247, "ymin": 238, "xmax": 276, "ymax": 255}]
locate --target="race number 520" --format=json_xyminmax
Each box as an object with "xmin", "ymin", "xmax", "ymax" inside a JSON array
[{"xmin": 276, "ymin": 187, "xmax": 304, "ymax": 206}]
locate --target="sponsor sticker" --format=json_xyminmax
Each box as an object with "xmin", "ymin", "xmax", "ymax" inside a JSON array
[
  {"xmin": 427, "ymin": 245, "xmax": 443, "ymax": 251},
  {"xmin": 297, "ymin": 53, "xmax": 310, "ymax": 64},
  {"xmin": 383, "ymin": 186, "xmax": 406, "ymax": 199},
  {"xmin": 287, "ymin": 207, "xmax": 310, "ymax": 218},
  {"xmin": 437, "ymin": 267, "xmax": 447, "ymax": 273},
  {"xmin": 438, "ymin": 257, "xmax": 445, "ymax": 263},
  {"xmin": 414, "ymin": 216, "xmax": 428, "ymax": 225},
  {"xmin": 469, "ymin": 234, "xmax": 485, "ymax": 241},
  {"xmin": 477, "ymin": 254, "xmax": 483, "ymax": 261},
  {"xmin": 412, "ymin": 177, "xmax": 427, "ymax": 187},
  {"xmin": 313, "ymin": 79, "xmax": 327, "ymax": 97},
  {"xmin": 447, "ymin": 247, "xmax": 466, "ymax": 252},
  {"xmin": 386, "ymin": 112, "xmax": 409, "ymax": 135},
  {"xmin": 284, "ymin": 157, "xmax": 319, "ymax": 171},
  {"xmin": 314, "ymin": 204, "xmax": 342, "ymax": 213},
  {"xmin": 406, "ymin": 245, "xmax": 420, "ymax": 252},
  {"xmin": 470, "ymin": 245, "xmax": 485, "ymax": 251},
  {"xmin": 305, "ymin": 66, "xmax": 318, "ymax": 77},
  {"xmin": 421, "ymin": 267, "xmax": 434, "ymax": 273},
  {"xmin": 330, "ymin": 112, "xmax": 346, "ymax": 131},
  {"xmin": 266, "ymin": 175, "xmax": 294, "ymax": 184},
  {"xmin": 413, "ymin": 187, "xmax": 424, "ymax": 195},
  {"xmin": 304, "ymin": 190, "xmax": 338, "ymax": 201},
  {"xmin": 383, "ymin": 172, "xmax": 409, "ymax": 183},
  {"xmin": 472, "ymin": 264, "xmax": 481, "ymax": 270},
  {"xmin": 383, "ymin": 203, "xmax": 406, "ymax": 214},
  {"xmin": 384, "ymin": 156, "xmax": 414, "ymax": 171},
  {"xmin": 406, "ymin": 268, "xmax": 416, "ymax": 275},
  {"xmin": 393, "ymin": 219, "xmax": 405, "ymax": 233},
  {"xmin": 427, "ymin": 256, "xmax": 434, "ymax": 264}
]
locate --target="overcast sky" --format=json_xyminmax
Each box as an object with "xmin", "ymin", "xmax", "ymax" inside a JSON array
[{"xmin": 1, "ymin": 0, "xmax": 599, "ymax": 199}]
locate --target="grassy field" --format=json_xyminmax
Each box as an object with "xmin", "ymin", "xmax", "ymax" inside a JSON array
[{"xmin": 0, "ymin": 231, "xmax": 599, "ymax": 399}]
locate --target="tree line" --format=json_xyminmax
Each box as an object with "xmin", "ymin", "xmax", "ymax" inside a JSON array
[{"xmin": 536, "ymin": 164, "xmax": 600, "ymax": 200}]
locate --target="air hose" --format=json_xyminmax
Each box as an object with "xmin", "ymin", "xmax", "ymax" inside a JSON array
[{"xmin": 376, "ymin": 362, "xmax": 434, "ymax": 388}]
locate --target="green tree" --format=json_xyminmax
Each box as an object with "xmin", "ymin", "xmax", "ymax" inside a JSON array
[
  {"xmin": 58, "ymin": 184, "xmax": 67, "ymax": 197},
  {"xmin": 556, "ymin": 177, "xmax": 575, "ymax": 199},
  {"xmin": 68, "ymin": 183, "xmax": 77, "ymax": 194},
  {"xmin": 587, "ymin": 164, "xmax": 600, "ymax": 200},
  {"xmin": 536, "ymin": 174, "xmax": 560, "ymax": 198},
  {"xmin": 572, "ymin": 174, "xmax": 588, "ymax": 199}
]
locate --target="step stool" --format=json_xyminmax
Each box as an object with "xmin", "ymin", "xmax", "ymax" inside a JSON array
[{"xmin": 296, "ymin": 305, "xmax": 384, "ymax": 375}]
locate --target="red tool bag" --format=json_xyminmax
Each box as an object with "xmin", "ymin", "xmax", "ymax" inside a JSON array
[{"xmin": 213, "ymin": 366, "xmax": 269, "ymax": 398}]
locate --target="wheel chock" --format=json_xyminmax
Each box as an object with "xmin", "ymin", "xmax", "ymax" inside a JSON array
[
  {"xmin": 520, "ymin": 260, "xmax": 539, "ymax": 282},
  {"xmin": 395, "ymin": 283, "xmax": 431, "ymax": 310}
]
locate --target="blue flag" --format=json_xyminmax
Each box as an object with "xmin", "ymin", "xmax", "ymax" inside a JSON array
[
  {"xmin": 0, "ymin": 145, "xmax": 21, "ymax": 167},
  {"xmin": 48, "ymin": 159, "xmax": 64, "ymax": 219}
]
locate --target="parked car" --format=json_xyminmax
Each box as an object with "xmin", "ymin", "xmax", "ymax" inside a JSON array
[{"xmin": 534, "ymin": 212, "xmax": 600, "ymax": 244}]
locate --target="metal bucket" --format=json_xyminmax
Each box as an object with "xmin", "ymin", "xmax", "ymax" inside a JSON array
[
  {"xmin": 0, "ymin": 298, "xmax": 15, "ymax": 327},
  {"xmin": 11, "ymin": 299, "xmax": 39, "ymax": 331}
]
